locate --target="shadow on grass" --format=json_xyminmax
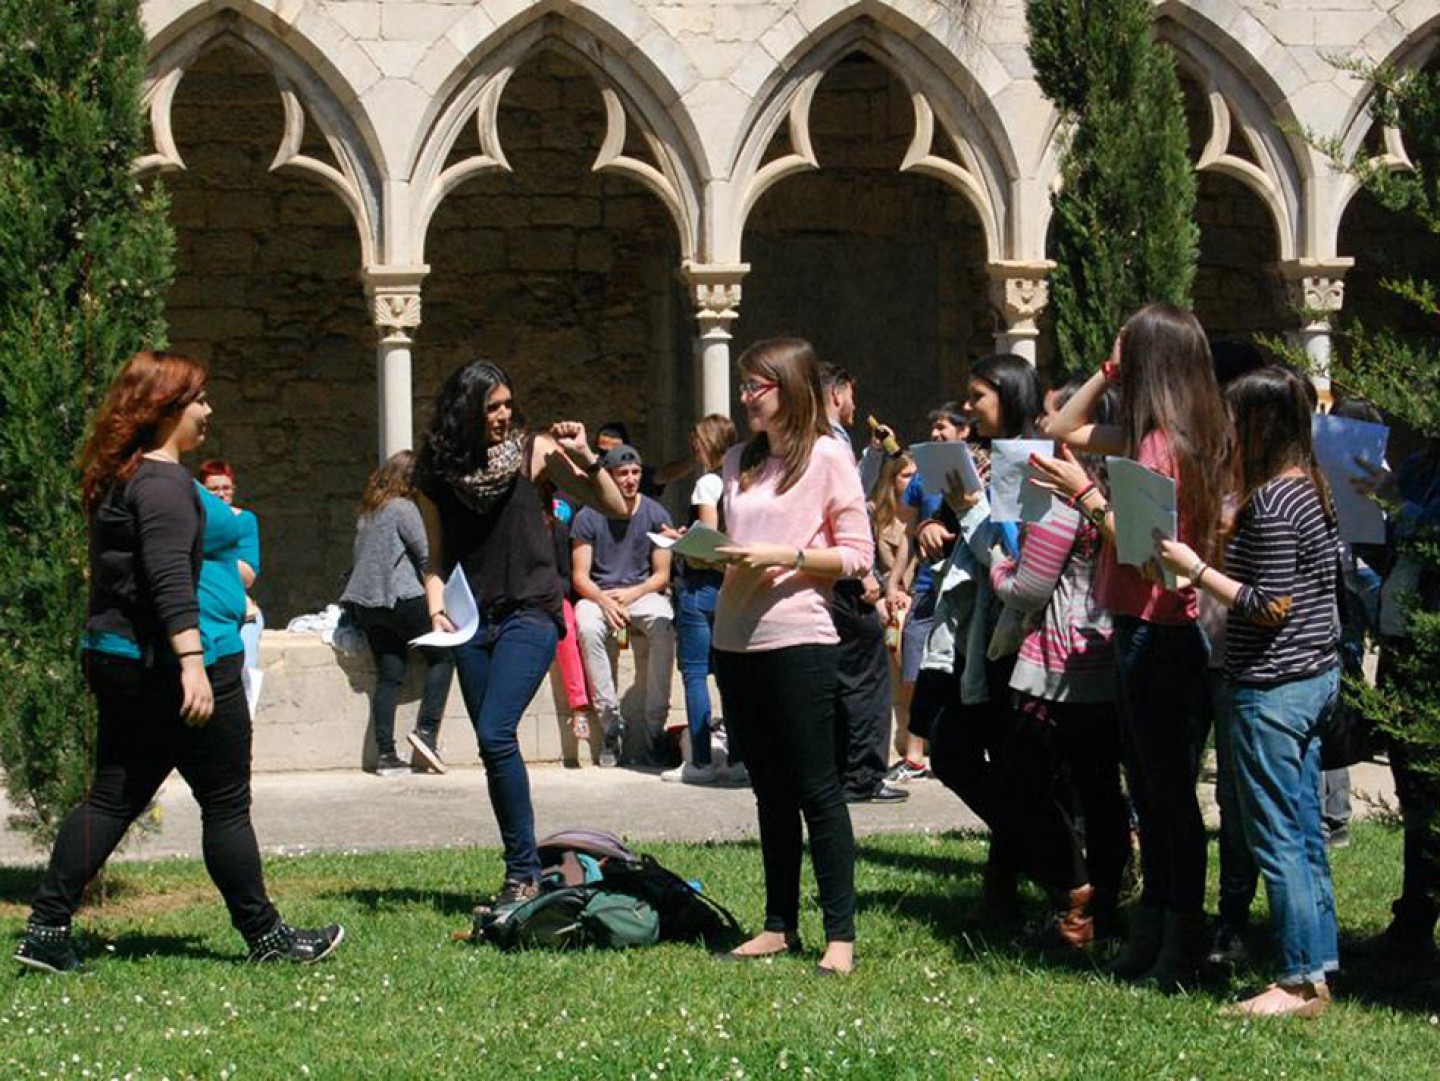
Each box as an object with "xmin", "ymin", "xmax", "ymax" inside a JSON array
[
  {"xmin": 0, "ymin": 866, "xmax": 43, "ymax": 906},
  {"xmin": 854, "ymin": 834, "xmax": 987, "ymax": 881},
  {"xmin": 95, "ymin": 931, "xmax": 233, "ymax": 964},
  {"xmin": 324, "ymin": 886, "xmax": 478, "ymax": 918}
]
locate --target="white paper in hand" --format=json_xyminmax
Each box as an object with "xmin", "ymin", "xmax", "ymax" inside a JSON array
[
  {"xmin": 647, "ymin": 524, "xmax": 733, "ymax": 562},
  {"xmin": 409, "ymin": 564, "xmax": 480, "ymax": 647},
  {"xmin": 990, "ymin": 439, "xmax": 1056, "ymax": 523},
  {"xmin": 1107, "ymin": 457, "xmax": 1178, "ymax": 589},
  {"xmin": 907, "ymin": 441, "xmax": 982, "ymax": 497},
  {"xmin": 1312, "ymin": 414, "xmax": 1389, "ymax": 545}
]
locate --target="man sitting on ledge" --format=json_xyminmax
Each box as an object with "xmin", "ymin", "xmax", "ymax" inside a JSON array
[{"xmin": 571, "ymin": 444, "xmax": 675, "ymax": 767}]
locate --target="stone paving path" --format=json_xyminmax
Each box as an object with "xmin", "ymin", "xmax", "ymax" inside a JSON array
[{"xmin": 0, "ymin": 761, "xmax": 1397, "ymax": 865}]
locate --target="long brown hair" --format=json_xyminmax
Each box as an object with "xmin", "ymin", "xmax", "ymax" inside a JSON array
[
  {"xmin": 737, "ymin": 338, "xmax": 830, "ymax": 494},
  {"xmin": 1116, "ymin": 305, "xmax": 1231, "ymax": 564},
  {"xmin": 360, "ymin": 450, "xmax": 416, "ymax": 514},
  {"xmin": 692, "ymin": 413, "xmax": 738, "ymax": 471},
  {"xmin": 80, "ymin": 351, "xmax": 207, "ymax": 510},
  {"xmin": 1225, "ymin": 366, "xmax": 1335, "ymax": 522},
  {"xmin": 870, "ymin": 453, "xmax": 915, "ymax": 535}
]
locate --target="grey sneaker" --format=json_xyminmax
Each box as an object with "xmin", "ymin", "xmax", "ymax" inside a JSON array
[
  {"xmin": 246, "ymin": 921, "xmax": 345, "ymax": 964},
  {"xmin": 14, "ymin": 922, "xmax": 84, "ymax": 974},
  {"xmin": 407, "ymin": 730, "xmax": 446, "ymax": 774}
]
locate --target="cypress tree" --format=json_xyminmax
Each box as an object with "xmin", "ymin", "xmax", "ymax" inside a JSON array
[
  {"xmin": 1026, "ymin": 0, "xmax": 1199, "ymax": 372},
  {"xmin": 0, "ymin": 0, "xmax": 173, "ymax": 842}
]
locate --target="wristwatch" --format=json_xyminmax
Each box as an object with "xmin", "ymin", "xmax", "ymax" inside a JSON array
[{"xmin": 1082, "ymin": 495, "xmax": 1109, "ymax": 528}]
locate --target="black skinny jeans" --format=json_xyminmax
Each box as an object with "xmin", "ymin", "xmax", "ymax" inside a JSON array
[
  {"xmin": 1000, "ymin": 695, "xmax": 1130, "ymax": 905},
  {"xmin": 1380, "ymin": 637, "xmax": 1440, "ymax": 932},
  {"xmin": 351, "ymin": 596, "xmax": 455, "ymax": 756},
  {"xmin": 831, "ymin": 582, "xmax": 892, "ymax": 797},
  {"xmin": 31, "ymin": 653, "xmax": 279, "ymax": 939},
  {"xmin": 713, "ymin": 645, "xmax": 857, "ymax": 942}
]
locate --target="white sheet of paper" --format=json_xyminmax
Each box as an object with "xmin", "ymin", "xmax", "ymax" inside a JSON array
[
  {"xmin": 907, "ymin": 441, "xmax": 982, "ymax": 496},
  {"xmin": 1312, "ymin": 414, "xmax": 1389, "ymax": 545},
  {"xmin": 647, "ymin": 524, "xmax": 733, "ymax": 562},
  {"xmin": 1107, "ymin": 456, "xmax": 1177, "ymax": 589},
  {"xmin": 989, "ymin": 439, "xmax": 1056, "ymax": 523},
  {"xmin": 409, "ymin": 564, "xmax": 480, "ymax": 647}
]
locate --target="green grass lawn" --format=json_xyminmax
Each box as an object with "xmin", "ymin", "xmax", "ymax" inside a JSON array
[{"xmin": 1, "ymin": 824, "xmax": 1436, "ymax": 1080}]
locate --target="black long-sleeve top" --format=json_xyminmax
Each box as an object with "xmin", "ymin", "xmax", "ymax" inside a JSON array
[{"xmin": 85, "ymin": 458, "xmax": 204, "ymax": 660}]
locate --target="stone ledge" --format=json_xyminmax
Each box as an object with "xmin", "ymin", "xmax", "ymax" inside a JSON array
[{"xmin": 253, "ymin": 630, "xmax": 690, "ymax": 772}]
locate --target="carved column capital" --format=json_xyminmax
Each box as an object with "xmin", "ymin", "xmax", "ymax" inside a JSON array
[
  {"xmin": 682, "ymin": 261, "xmax": 749, "ymax": 335},
  {"xmin": 363, "ymin": 265, "xmax": 430, "ymax": 340},
  {"xmin": 986, "ymin": 260, "xmax": 1056, "ymax": 333},
  {"xmin": 1277, "ymin": 258, "xmax": 1354, "ymax": 328}
]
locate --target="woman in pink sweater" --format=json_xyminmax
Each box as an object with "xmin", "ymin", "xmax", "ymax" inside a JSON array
[{"xmin": 713, "ymin": 338, "xmax": 874, "ymax": 977}]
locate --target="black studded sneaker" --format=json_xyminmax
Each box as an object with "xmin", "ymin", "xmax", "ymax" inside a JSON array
[
  {"xmin": 14, "ymin": 921, "xmax": 84, "ymax": 974},
  {"xmin": 246, "ymin": 920, "xmax": 345, "ymax": 965}
]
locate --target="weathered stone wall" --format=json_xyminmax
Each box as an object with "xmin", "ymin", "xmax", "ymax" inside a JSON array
[
  {"xmin": 166, "ymin": 46, "xmax": 688, "ymax": 621},
  {"xmin": 165, "ymin": 45, "xmax": 373, "ymax": 622},
  {"xmin": 738, "ymin": 53, "xmax": 993, "ymax": 439}
]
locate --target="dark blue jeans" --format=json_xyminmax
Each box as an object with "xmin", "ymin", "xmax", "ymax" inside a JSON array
[
  {"xmin": 452, "ymin": 609, "xmax": 558, "ymax": 882},
  {"xmin": 1112, "ymin": 616, "xmax": 1210, "ymax": 913},
  {"xmin": 675, "ymin": 579, "xmax": 718, "ymax": 767}
]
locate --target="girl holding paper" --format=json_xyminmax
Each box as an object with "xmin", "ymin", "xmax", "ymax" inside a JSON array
[
  {"xmin": 1154, "ymin": 365, "xmax": 1341, "ymax": 1018},
  {"xmin": 711, "ymin": 337, "xmax": 873, "ymax": 977},
  {"xmin": 341, "ymin": 451, "xmax": 455, "ymax": 776},
  {"xmin": 1030, "ymin": 304, "xmax": 1229, "ymax": 989},
  {"xmin": 414, "ymin": 361, "xmax": 627, "ymax": 911}
]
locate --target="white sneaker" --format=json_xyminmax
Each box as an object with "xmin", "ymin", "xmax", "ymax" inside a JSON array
[{"xmin": 661, "ymin": 763, "xmax": 719, "ymax": 785}]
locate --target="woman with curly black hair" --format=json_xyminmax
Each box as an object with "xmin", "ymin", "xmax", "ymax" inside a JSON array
[{"xmin": 414, "ymin": 361, "xmax": 626, "ymax": 909}]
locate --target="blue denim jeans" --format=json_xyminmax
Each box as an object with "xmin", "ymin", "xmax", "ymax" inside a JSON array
[
  {"xmin": 452, "ymin": 609, "xmax": 559, "ymax": 882},
  {"xmin": 675, "ymin": 579, "xmax": 718, "ymax": 767},
  {"xmin": 1227, "ymin": 666, "xmax": 1341, "ymax": 985},
  {"xmin": 1112, "ymin": 617, "xmax": 1210, "ymax": 912}
]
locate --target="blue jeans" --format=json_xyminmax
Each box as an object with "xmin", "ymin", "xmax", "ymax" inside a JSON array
[
  {"xmin": 675, "ymin": 580, "xmax": 718, "ymax": 767},
  {"xmin": 452, "ymin": 609, "xmax": 559, "ymax": 882},
  {"xmin": 1227, "ymin": 666, "xmax": 1341, "ymax": 985},
  {"xmin": 1113, "ymin": 617, "xmax": 1210, "ymax": 912}
]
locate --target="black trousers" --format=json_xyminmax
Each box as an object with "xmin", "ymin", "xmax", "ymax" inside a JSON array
[
  {"xmin": 1380, "ymin": 637, "xmax": 1440, "ymax": 932},
  {"xmin": 30, "ymin": 652, "xmax": 279, "ymax": 940},
  {"xmin": 1000, "ymin": 696, "xmax": 1130, "ymax": 903},
  {"xmin": 831, "ymin": 582, "xmax": 892, "ymax": 797},
  {"xmin": 713, "ymin": 645, "xmax": 856, "ymax": 942},
  {"xmin": 351, "ymin": 596, "xmax": 455, "ymax": 756}
]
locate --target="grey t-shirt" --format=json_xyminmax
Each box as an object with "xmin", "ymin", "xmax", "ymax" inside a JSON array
[{"xmin": 571, "ymin": 496, "xmax": 672, "ymax": 590}]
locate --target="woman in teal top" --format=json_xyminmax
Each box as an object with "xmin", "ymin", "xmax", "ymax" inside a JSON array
[{"xmin": 196, "ymin": 482, "xmax": 255, "ymax": 665}]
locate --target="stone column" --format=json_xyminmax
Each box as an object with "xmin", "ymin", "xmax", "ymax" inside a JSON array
[
  {"xmin": 987, "ymin": 260, "xmax": 1055, "ymax": 363},
  {"xmin": 681, "ymin": 262, "xmax": 749, "ymax": 417},
  {"xmin": 363, "ymin": 266, "xmax": 429, "ymax": 462},
  {"xmin": 1278, "ymin": 258, "xmax": 1354, "ymax": 401}
]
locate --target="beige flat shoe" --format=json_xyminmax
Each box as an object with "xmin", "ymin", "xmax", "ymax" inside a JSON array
[{"xmin": 1221, "ymin": 982, "xmax": 1330, "ymax": 1019}]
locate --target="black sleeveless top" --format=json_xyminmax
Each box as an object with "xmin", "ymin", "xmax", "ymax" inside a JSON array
[{"xmin": 419, "ymin": 443, "xmax": 565, "ymax": 632}]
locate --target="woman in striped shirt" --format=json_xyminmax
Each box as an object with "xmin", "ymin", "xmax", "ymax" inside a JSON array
[{"xmin": 1157, "ymin": 365, "xmax": 1341, "ymax": 1018}]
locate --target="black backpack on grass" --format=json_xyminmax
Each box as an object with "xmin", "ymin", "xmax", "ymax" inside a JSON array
[{"xmin": 472, "ymin": 828, "xmax": 743, "ymax": 952}]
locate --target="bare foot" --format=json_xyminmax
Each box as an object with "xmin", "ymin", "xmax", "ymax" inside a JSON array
[
  {"xmin": 817, "ymin": 941, "xmax": 855, "ymax": 975},
  {"xmin": 1223, "ymin": 982, "xmax": 1329, "ymax": 1018},
  {"xmin": 728, "ymin": 931, "xmax": 798, "ymax": 958}
]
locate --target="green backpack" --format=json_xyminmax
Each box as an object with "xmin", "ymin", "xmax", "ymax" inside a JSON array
[{"xmin": 483, "ymin": 886, "xmax": 659, "ymax": 952}]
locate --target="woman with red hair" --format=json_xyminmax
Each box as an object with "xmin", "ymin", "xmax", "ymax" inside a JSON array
[{"xmin": 13, "ymin": 352, "xmax": 342, "ymax": 974}]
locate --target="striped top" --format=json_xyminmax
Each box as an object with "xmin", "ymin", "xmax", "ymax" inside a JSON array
[
  {"xmin": 1224, "ymin": 477, "xmax": 1340, "ymax": 685},
  {"xmin": 991, "ymin": 501, "xmax": 1116, "ymax": 703}
]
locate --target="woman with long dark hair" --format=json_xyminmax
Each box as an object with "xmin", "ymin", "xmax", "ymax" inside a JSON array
[
  {"xmin": 915, "ymin": 353, "xmax": 1044, "ymax": 922},
  {"xmin": 341, "ymin": 450, "xmax": 455, "ymax": 775},
  {"xmin": 15, "ymin": 352, "xmax": 342, "ymax": 973},
  {"xmin": 711, "ymin": 338, "xmax": 873, "ymax": 976},
  {"xmin": 1156, "ymin": 366, "xmax": 1341, "ymax": 1016},
  {"xmin": 1032, "ymin": 304, "xmax": 1230, "ymax": 988},
  {"xmin": 414, "ymin": 360, "xmax": 625, "ymax": 909}
]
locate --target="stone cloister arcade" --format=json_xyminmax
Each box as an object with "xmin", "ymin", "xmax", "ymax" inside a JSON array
[{"xmin": 138, "ymin": 0, "xmax": 1440, "ymax": 619}]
